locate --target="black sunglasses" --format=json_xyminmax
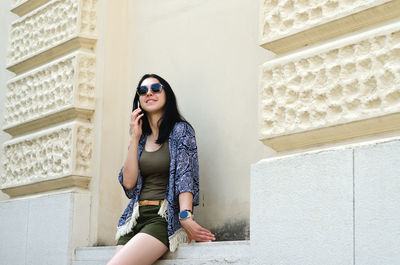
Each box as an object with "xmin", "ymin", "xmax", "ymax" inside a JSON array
[{"xmin": 137, "ymin": 83, "xmax": 163, "ymax": 96}]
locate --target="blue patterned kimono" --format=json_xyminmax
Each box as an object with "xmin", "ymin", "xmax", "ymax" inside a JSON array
[{"xmin": 115, "ymin": 121, "xmax": 199, "ymax": 251}]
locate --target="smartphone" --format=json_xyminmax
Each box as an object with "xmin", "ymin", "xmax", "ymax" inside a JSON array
[{"xmin": 130, "ymin": 101, "xmax": 143, "ymax": 134}]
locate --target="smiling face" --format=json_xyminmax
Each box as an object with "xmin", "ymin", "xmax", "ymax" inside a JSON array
[{"xmin": 138, "ymin": 77, "xmax": 167, "ymax": 115}]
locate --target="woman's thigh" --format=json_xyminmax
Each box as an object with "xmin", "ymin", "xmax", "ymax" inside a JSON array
[
  {"xmin": 107, "ymin": 233, "xmax": 168, "ymax": 265},
  {"xmin": 114, "ymin": 245, "xmax": 124, "ymax": 254}
]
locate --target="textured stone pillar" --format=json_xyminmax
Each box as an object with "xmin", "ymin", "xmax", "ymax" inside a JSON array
[
  {"xmin": 0, "ymin": 0, "xmax": 98, "ymax": 264},
  {"xmin": 2, "ymin": 0, "xmax": 97, "ymax": 197},
  {"xmin": 252, "ymin": 0, "xmax": 400, "ymax": 264},
  {"xmin": 258, "ymin": 0, "xmax": 400, "ymax": 151}
]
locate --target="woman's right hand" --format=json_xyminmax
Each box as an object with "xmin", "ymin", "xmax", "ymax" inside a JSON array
[
  {"xmin": 129, "ymin": 108, "xmax": 144, "ymax": 142},
  {"xmin": 180, "ymin": 218, "xmax": 215, "ymax": 243}
]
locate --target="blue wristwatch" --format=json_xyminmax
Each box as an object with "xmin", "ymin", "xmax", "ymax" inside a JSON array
[{"xmin": 179, "ymin": 209, "xmax": 193, "ymax": 220}]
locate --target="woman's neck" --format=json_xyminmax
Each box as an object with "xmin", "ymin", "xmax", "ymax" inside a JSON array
[{"xmin": 147, "ymin": 112, "xmax": 162, "ymax": 140}]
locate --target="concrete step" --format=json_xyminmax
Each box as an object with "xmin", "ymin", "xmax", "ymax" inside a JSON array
[
  {"xmin": 72, "ymin": 241, "xmax": 250, "ymax": 265},
  {"xmin": 74, "ymin": 246, "xmax": 116, "ymax": 262}
]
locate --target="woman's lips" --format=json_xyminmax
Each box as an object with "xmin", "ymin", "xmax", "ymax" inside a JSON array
[{"xmin": 146, "ymin": 99, "xmax": 156, "ymax": 103}]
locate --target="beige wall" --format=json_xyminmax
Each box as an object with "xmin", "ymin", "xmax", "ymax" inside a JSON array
[
  {"xmin": 0, "ymin": 0, "xmax": 275, "ymax": 243},
  {"xmin": 91, "ymin": 0, "xmax": 130, "ymax": 245},
  {"xmin": 121, "ymin": 0, "xmax": 274, "ymax": 238}
]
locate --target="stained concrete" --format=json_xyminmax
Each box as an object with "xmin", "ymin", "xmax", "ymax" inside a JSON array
[{"xmin": 211, "ymin": 219, "xmax": 249, "ymax": 241}]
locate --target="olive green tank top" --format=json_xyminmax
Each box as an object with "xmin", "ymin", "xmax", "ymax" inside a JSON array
[{"xmin": 139, "ymin": 142, "xmax": 170, "ymax": 200}]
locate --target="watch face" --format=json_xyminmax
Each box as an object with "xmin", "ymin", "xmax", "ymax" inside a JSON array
[{"xmin": 179, "ymin": 210, "xmax": 189, "ymax": 219}]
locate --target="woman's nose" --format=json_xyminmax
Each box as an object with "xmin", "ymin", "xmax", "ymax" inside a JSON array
[{"xmin": 146, "ymin": 89, "xmax": 153, "ymax": 95}]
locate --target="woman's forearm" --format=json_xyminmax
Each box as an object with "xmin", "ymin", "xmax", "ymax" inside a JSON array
[
  {"xmin": 178, "ymin": 192, "xmax": 193, "ymax": 212},
  {"xmin": 178, "ymin": 191, "xmax": 215, "ymax": 242},
  {"xmin": 122, "ymin": 139, "xmax": 140, "ymax": 190}
]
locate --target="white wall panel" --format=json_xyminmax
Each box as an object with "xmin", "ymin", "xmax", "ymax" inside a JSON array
[
  {"xmin": 251, "ymin": 148, "xmax": 353, "ymax": 264},
  {"xmin": 354, "ymin": 139, "xmax": 400, "ymax": 264}
]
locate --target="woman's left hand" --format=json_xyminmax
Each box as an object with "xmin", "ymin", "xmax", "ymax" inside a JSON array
[{"xmin": 180, "ymin": 218, "xmax": 216, "ymax": 243}]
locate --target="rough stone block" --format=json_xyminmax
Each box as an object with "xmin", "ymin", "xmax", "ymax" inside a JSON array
[
  {"xmin": 354, "ymin": 139, "xmax": 400, "ymax": 264},
  {"xmin": 4, "ymin": 51, "xmax": 96, "ymax": 135},
  {"xmin": 250, "ymin": 149, "xmax": 353, "ymax": 264},
  {"xmin": 259, "ymin": 22, "xmax": 400, "ymax": 151},
  {"xmin": 1, "ymin": 121, "xmax": 92, "ymax": 197},
  {"xmin": 260, "ymin": 0, "xmax": 400, "ymax": 53},
  {"xmin": 7, "ymin": 0, "xmax": 98, "ymax": 73}
]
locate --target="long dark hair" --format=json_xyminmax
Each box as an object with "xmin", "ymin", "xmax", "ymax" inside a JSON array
[{"xmin": 132, "ymin": 74, "xmax": 188, "ymax": 144}]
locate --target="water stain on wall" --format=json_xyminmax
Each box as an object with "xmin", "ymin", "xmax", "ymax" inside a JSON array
[{"xmin": 211, "ymin": 220, "xmax": 249, "ymax": 241}]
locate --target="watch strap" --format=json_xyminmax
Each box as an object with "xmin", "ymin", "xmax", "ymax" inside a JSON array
[{"xmin": 179, "ymin": 209, "xmax": 193, "ymax": 220}]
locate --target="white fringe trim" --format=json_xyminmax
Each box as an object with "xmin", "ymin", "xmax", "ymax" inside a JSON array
[
  {"xmin": 168, "ymin": 228, "xmax": 188, "ymax": 252},
  {"xmin": 115, "ymin": 202, "xmax": 140, "ymax": 241},
  {"xmin": 157, "ymin": 200, "xmax": 168, "ymax": 220}
]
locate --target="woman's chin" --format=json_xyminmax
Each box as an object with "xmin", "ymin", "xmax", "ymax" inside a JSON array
[{"xmin": 144, "ymin": 107, "xmax": 163, "ymax": 115}]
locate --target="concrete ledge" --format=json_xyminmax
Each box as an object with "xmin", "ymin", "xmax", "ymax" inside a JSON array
[
  {"xmin": 73, "ymin": 241, "xmax": 250, "ymax": 265},
  {"xmin": 74, "ymin": 247, "xmax": 116, "ymax": 262},
  {"xmin": 162, "ymin": 240, "xmax": 250, "ymax": 261},
  {"xmin": 3, "ymin": 108, "xmax": 94, "ymax": 136},
  {"xmin": 1, "ymin": 175, "xmax": 90, "ymax": 197},
  {"xmin": 262, "ymin": 113, "xmax": 400, "ymax": 151}
]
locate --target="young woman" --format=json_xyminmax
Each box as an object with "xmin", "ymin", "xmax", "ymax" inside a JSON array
[{"xmin": 107, "ymin": 74, "xmax": 215, "ymax": 265}]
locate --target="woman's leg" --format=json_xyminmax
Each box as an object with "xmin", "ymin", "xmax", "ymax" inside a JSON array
[
  {"xmin": 107, "ymin": 233, "xmax": 168, "ymax": 265},
  {"xmin": 114, "ymin": 245, "xmax": 124, "ymax": 254}
]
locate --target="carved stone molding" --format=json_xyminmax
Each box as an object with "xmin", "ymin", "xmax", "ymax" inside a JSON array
[
  {"xmin": 4, "ymin": 51, "xmax": 96, "ymax": 136},
  {"xmin": 11, "ymin": 0, "xmax": 28, "ymax": 7},
  {"xmin": 11, "ymin": 0, "xmax": 52, "ymax": 16},
  {"xmin": 260, "ymin": 0, "xmax": 400, "ymax": 54},
  {"xmin": 1, "ymin": 121, "xmax": 93, "ymax": 197},
  {"xmin": 7, "ymin": 0, "xmax": 98, "ymax": 74},
  {"xmin": 259, "ymin": 23, "xmax": 400, "ymax": 151}
]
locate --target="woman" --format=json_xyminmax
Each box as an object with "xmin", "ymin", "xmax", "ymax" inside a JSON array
[{"xmin": 107, "ymin": 74, "xmax": 215, "ymax": 265}]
